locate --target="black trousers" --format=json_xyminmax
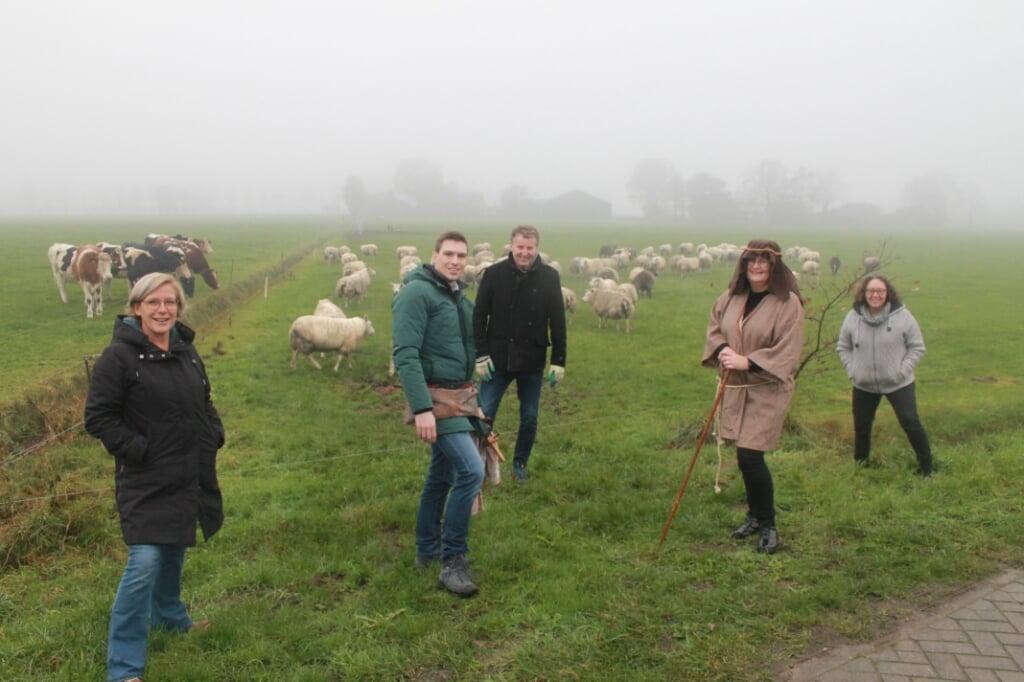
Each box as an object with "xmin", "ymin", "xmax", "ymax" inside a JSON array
[
  {"xmin": 852, "ymin": 383, "xmax": 933, "ymax": 471},
  {"xmin": 737, "ymin": 447, "xmax": 774, "ymax": 526}
]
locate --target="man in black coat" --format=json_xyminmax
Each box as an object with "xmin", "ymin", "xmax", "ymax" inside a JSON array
[{"xmin": 473, "ymin": 225, "xmax": 567, "ymax": 482}]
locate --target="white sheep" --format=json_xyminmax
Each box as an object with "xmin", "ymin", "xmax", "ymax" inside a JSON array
[
  {"xmin": 472, "ymin": 242, "xmax": 491, "ymax": 255},
  {"xmin": 323, "ymin": 246, "xmax": 340, "ymax": 264},
  {"xmin": 335, "ymin": 267, "xmax": 374, "ymax": 307},
  {"xmin": 289, "ymin": 315, "xmax": 376, "ymax": 371},
  {"xmin": 359, "ymin": 243, "xmax": 378, "ymax": 257},
  {"xmin": 342, "ymin": 260, "xmax": 371, "ymax": 276},
  {"xmin": 313, "ymin": 298, "xmax": 346, "ymax": 318},
  {"xmin": 395, "ymin": 245, "xmax": 418, "ymax": 260},
  {"xmin": 582, "ymin": 287, "xmax": 635, "ymax": 333},
  {"xmin": 340, "ymin": 252, "xmax": 359, "ymax": 265},
  {"xmin": 801, "ymin": 260, "xmax": 821, "ymax": 277},
  {"xmin": 670, "ymin": 255, "xmax": 701, "ymax": 274},
  {"xmin": 862, "ymin": 252, "xmax": 881, "ymax": 272},
  {"xmin": 561, "ymin": 286, "xmax": 577, "ymax": 319}
]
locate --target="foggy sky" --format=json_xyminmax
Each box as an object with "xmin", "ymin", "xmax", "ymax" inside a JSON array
[{"xmin": 3, "ymin": 1, "xmax": 1022, "ymax": 216}]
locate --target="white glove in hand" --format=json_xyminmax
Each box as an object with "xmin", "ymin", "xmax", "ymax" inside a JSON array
[
  {"xmin": 547, "ymin": 365, "xmax": 565, "ymax": 387},
  {"xmin": 475, "ymin": 356, "xmax": 494, "ymax": 382}
]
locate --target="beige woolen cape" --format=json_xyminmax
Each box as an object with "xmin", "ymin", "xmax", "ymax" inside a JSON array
[{"xmin": 702, "ymin": 290, "xmax": 804, "ymax": 452}]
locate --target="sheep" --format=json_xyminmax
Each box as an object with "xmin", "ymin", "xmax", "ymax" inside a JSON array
[
  {"xmin": 561, "ymin": 286, "xmax": 577, "ymax": 322},
  {"xmin": 335, "ymin": 267, "xmax": 374, "ymax": 307},
  {"xmin": 594, "ymin": 267, "xmax": 619, "ymax": 282},
  {"xmin": 658, "ymin": 243, "xmax": 673, "ymax": 257},
  {"xmin": 679, "ymin": 241, "xmax": 695, "ymax": 255},
  {"xmin": 670, "ymin": 255, "xmax": 701, "ymax": 274},
  {"xmin": 342, "ymin": 259, "xmax": 371, "ymax": 276},
  {"xmin": 313, "ymin": 298, "xmax": 346, "ymax": 318},
  {"xmin": 471, "ymin": 242, "xmax": 491, "ymax": 255},
  {"xmin": 617, "ymin": 282, "xmax": 639, "ymax": 305},
  {"xmin": 828, "ymin": 255, "xmax": 841, "ymax": 275},
  {"xmin": 340, "ymin": 252, "xmax": 359, "ymax": 265},
  {"xmin": 359, "ymin": 243, "xmax": 378, "ymax": 257},
  {"xmin": 801, "ymin": 260, "xmax": 821, "ymax": 277},
  {"xmin": 289, "ymin": 315, "xmax": 376, "ymax": 372},
  {"xmin": 582, "ymin": 287, "xmax": 635, "ymax": 333},
  {"xmin": 324, "ymin": 246, "xmax": 340, "ymax": 264},
  {"xmin": 396, "ymin": 245, "xmax": 418, "ymax": 259},
  {"xmin": 631, "ymin": 269, "xmax": 656, "ymax": 298},
  {"xmin": 862, "ymin": 251, "xmax": 880, "ymax": 272}
]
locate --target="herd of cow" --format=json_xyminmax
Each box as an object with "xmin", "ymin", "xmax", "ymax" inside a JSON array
[{"xmin": 47, "ymin": 234, "xmax": 218, "ymax": 318}]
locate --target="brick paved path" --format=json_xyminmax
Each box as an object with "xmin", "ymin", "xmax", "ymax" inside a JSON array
[{"xmin": 781, "ymin": 569, "xmax": 1024, "ymax": 682}]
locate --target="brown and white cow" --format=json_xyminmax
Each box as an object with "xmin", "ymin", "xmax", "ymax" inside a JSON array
[
  {"xmin": 48, "ymin": 243, "xmax": 113, "ymax": 318},
  {"xmin": 148, "ymin": 237, "xmax": 218, "ymax": 297},
  {"xmin": 96, "ymin": 241, "xmax": 127, "ymax": 300}
]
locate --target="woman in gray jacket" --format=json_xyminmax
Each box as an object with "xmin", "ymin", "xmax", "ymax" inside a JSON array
[{"xmin": 837, "ymin": 274, "xmax": 933, "ymax": 476}]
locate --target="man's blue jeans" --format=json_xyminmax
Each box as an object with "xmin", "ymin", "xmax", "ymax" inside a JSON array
[
  {"xmin": 107, "ymin": 544, "xmax": 194, "ymax": 682},
  {"xmin": 416, "ymin": 430, "xmax": 485, "ymax": 561},
  {"xmin": 478, "ymin": 368, "xmax": 543, "ymax": 466}
]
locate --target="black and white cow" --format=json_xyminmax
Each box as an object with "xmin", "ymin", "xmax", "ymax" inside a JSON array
[
  {"xmin": 122, "ymin": 242, "xmax": 191, "ymax": 289},
  {"xmin": 47, "ymin": 242, "xmax": 113, "ymax": 318}
]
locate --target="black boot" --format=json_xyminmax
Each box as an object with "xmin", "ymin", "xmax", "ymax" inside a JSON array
[
  {"xmin": 731, "ymin": 516, "xmax": 761, "ymax": 539},
  {"xmin": 757, "ymin": 526, "xmax": 779, "ymax": 554}
]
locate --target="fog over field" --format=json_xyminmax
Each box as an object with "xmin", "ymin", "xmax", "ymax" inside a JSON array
[{"xmin": 2, "ymin": 1, "xmax": 1021, "ymax": 220}]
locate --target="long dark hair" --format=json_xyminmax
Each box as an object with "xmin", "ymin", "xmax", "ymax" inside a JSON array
[{"xmin": 727, "ymin": 238, "xmax": 802, "ymax": 302}]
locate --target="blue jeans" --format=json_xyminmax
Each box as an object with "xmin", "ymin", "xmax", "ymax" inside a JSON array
[
  {"xmin": 415, "ymin": 431, "xmax": 485, "ymax": 561},
  {"xmin": 852, "ymin": 383, "xmax": 933, "ymax": 470},
  {"xmin": 478, "ymin": 368, "xmax": 543, "ymax": 466},
  {"xmin": 107, "ymin": 544, "xmax": 193, "ymax": 682}
]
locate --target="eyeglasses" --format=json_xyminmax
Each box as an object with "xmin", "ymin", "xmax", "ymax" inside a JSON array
[
  {"xmin": 865, "ymin": 289, "xmax": 887, "ymax": 295},
  {"xmin": 141, "ymin": 298, "xmax": 179, "ymax": 309}
]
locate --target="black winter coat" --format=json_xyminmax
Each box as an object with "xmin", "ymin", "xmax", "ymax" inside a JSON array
[
  {"xmin": 473, "ymin": 256, "xmax": 567, "ymax": 372},
  {"xmin": 85, "ymin": 316, "xmax": 225, "ymax": 547}
]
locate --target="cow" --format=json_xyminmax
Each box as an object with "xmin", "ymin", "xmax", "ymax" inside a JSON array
[
  {"xmin": 48, "ymin": 243, "xmax": 113, "ymax": 318},
  {"xmin": 148, "ymin": 237, "xmax": 218, "ymax": 297},
  {"xmin": 122, "ymin": 241, "xmax": 191, "ymax": 289},
  {"xmin": 145, "ymin": 233, "xmax": 213, "ymax": 254},
  {"xmin": 96, "ymin": 242, "xmax": 126, "ymax": 300}
]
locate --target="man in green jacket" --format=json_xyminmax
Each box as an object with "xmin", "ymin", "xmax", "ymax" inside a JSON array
[{"xmin": 392, "ymin": 230, "xmax": 485, "ymax": 597}]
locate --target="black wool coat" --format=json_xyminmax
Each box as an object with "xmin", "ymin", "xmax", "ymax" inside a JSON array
[
  {"xmin": 473, "ymin": 256, "xmax": 567, "ymax": 373},
  {"xmin": 85, "ymin": 316, "xmax": 225, "ymax": 547}
]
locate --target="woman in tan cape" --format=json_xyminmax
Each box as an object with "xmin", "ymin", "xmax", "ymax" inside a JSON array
[{"xmin": 702, "ymin": 239, "xmax": 803, "ymax": 554}]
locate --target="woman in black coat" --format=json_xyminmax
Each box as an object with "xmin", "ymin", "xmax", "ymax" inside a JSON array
[{"xmin": 85, "ymin": 272, "xmax": 224, "ymax": 682}]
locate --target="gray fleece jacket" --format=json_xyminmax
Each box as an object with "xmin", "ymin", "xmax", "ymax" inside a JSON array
[{"xmin": 836, "ymin": 302, "xmax": 925, "ymax": 394}]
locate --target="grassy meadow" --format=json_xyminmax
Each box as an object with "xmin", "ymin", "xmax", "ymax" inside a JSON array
[{"xmin": 1, "ymin": 217, "xmax": 1022, "ymax": 680}]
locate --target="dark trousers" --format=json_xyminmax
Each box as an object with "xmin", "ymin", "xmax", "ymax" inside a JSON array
[
  {"xmin": 737, "ymin": 447, "xmax": 774, "ymax": 526},
  {"xmin": 852, "ymin": 383, "xmax": 933, "ymax": 471}
]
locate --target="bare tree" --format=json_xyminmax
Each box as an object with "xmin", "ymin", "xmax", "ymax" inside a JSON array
[{"xmin": 795, "ymin": 244, "xmax": 897, "ymax": 380}]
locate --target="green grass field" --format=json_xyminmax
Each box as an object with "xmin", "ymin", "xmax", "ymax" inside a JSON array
[{"xmin": 1, "ymin": 218, "xmax": 1022, "ymax": 680}]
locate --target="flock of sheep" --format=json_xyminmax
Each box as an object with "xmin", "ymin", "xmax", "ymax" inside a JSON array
[{"xmin": 290, "ymin": 238, "xmax": 882, "ymax": 375}]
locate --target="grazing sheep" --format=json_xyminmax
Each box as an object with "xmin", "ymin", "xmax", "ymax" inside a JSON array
[
  {"xmin": 631, "ymin": 269, "xmax": 656, "ymax": 298},
  {"xmin": 679, "ymin": 241, "xmax": 695, "ymax": 255},
  {"xmin": 594, "ymin": 267, "xmax": 619, "ymax": 282},
  {"xmin": 324, "ymin": 246, "xmax": 340, "ymax": 264},
  {"xmin": 471, "ymin": 242, "xmax": 491, "ymax": 255},
  {"xmin": 828, "ymin": 255, "xmax": 841, "ymax": 275},
  {"xmin": 340, "ymin": 252, "xmax": 359, "ymax": 265},
  {"xmin": 670, "ymin": 255, "xmax": 701, "ymax": 274},
  {"xmin": 582, "ymin": 287, "xmax": 635, "ymax": 333},
  {"xmin": 395, "ymin": 245, "xmax": 418, "ymax": 259},
  {"xmin": 335, "ymin": 267, "xmax": 374, "ymax": 307},
  {"xmin": 359, "ymin": 243, "xmax": 378, "ymax": 257},
  {"xmin": 289, "ymin": 315, "xmax": 376, "ymax": 372},
  {"xmin": 862, "ymin": 251, "xmax": 880, "ymax": 272}
]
